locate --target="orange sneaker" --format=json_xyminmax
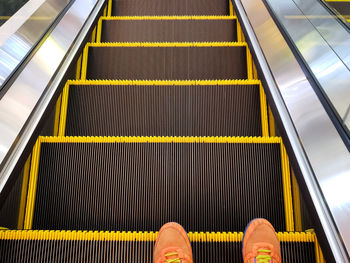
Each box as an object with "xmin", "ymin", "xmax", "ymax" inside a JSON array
[
  {"xmin": 154, "ymin": 222, "xmax": 193, "ymax": 263},
  {"xmin": 242, "ymin": 218, "xmax": 281, "ymax": 263}
]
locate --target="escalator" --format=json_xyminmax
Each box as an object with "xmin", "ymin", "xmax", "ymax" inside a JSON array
[
  {"xmin": 0, "ymin": 0, "xmax": 328, "ymax": 262},
  {"xmin": 325, "ymin": 0, "xmax": 350, "ymax": 22}
]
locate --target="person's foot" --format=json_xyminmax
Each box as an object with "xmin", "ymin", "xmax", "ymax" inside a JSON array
[
  {"xmin": 242, "ymin": 218, "xmax": 281, "ymax": 263},
  {"xmin": 154, "ymin": 222, "xmax": 193, "ymax": 263}
]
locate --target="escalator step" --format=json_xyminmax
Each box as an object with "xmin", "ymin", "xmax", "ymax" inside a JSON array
[
  {"xmin": 100, "ymin": 18, "xmax": 237, "ymax": 42},
  {"xmin": 25, "ymin": 137, "xmax": 293, "ymax": 232},
  {"xmin": 83, "ymin": 44, "xmax": 248, "ymax": 80},
  {"xmin": 326, "ymin": 1, "xmax": 350, "ymax": 17},
  {"xmin": 59, "ymin": 80, "xmax": 267, "ymax": 136},
  {"xmin": 0, "ymin": 230, "xmax": 318, "ymax": 262},
  {"xmin": 111, "ymin": 0, "xmax": 229, "ymax": 16}
]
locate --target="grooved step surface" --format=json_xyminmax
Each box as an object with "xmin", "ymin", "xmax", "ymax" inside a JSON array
[
  {"xmin": 101, "ymin": 19, "xmax": 237, "ymax": 42},
  {"xmin": 327, "ymin": 2, "xmax": 350, "ymax": 16},
  {"xmin": 64, "ymin": 84, "xmax": 263, "ymax": 136},
  {"xmin": 32, "ymin": 142, "xmax": 286, "ymax": 231},
  {"xmin": 86, "ymin": 46, "xmax": 247, "ymax": 80},
  {"xmin": 112, "ymin": 0, "xmax": 229, "ymax": 16},
  {"xmin": 0, "ymin": 238, "xmax": 316, "ymax": 263}
]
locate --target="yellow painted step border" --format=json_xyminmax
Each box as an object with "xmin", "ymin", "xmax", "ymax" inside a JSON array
[
  {"xmin": 96, "ymin": 15, "xmax": 237, "ymax": 43},
  {"xmin": 0, "ymin": 229, "xmax": 313, "ymax": 242},
  {"xmin": 0, "ymin": 229, "xmax": 324, "ymax": 261},
  {"xmin": 80, "ymin": 42, "xmax": 250, "ymax": 80},
  {"xmin": 57, "ymin": 79, "xmax": 269, "ymax": 137},
  {"xmin": 24, "ymin": 136, "xmax": 293, "ymax": 232}
]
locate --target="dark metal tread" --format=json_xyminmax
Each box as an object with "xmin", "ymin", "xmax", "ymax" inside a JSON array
[
  {"xmin": 25, "ymin": 137, "xmax": 293, "ymax": 232},
  {"xmin": 111, "ymin": 0, "xmax": 230, "ymax": 16},
  {"xmin": 60, "ymin": 81, "xmax": 267, "ymax": 136},
  {"xmin": 100, "ymin": 19, "xmax": 237, "ymax": 42}
]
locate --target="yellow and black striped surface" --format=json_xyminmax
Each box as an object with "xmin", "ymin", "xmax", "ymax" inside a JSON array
[
  {"xmin": 98, "ymin": 16, "xmax": 238, "ymax": 42},
  {"xmin": 110, "ymin": 0, "xmax": 230, "ymax": 16},
  {"xmin": 58, "ymin": 80, "xmax": 268, "ymax": 136},
  {"xmin": 0, "ymin": 230, "xmax": 321, "ymax": 262},
  {"xmin": 2, "ymin": 0, "xmax": 328, "ymax": 261},
  {"xmin": 24, "ymin": 136, "xmax": 293, "ymax": 232}
]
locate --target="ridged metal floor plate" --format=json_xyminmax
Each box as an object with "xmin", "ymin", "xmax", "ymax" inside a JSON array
[
  {"xmin": 111, "ymin": 0, "xmax": 229, "ymax": 16},
  {"xmin": 84, "ymin": 45, "xmax": 248, "ymax": 80},
  {"xmin": 0, "ymin": 230, "xmax": 318, "ymax": 263},
  {"xmin": 25, "ymin": 137, "xmax": 293, "ymax": 232},
  {"xmin": 100, "ymin": 19, "xmax": 237, "ymax": 42},
  {"xmin": 60, "ymin": 81, "xmax": 267, "ymax": 136}
]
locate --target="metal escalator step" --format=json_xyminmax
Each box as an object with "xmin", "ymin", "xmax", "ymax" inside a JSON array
[
  {"xmin": 326, "ymin": 1, "xmax": 350, "ymax": 16},
  {"xmin": 83, "ymin": 43, "xmax": 248, "ymax": 80},
  {"xmin": 112, "ymin": 0, "xmax": 229, "ymax": 16},
  {"xmin": 0, "ymin": 230, "xmax": 319, "ymax": 262},
  {"xmin": 59, "ymin": 80, "xmax": 268, "ymax": 137},
  {"xmin": 100, "ymin": 18, "xmax": 237, "ymax": 42},
  {"xmin": 25, "ymin": 137, "xmax": 293, "ymax": 232}
]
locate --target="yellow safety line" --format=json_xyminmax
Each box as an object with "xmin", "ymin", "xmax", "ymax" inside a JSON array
[
  {"xmin": 81, "ymin": 45, "xmax": 89, "ymax": 80},
  {"xmin": 96, "ymin": 18, "xmax": 103, "ymax": 43},
  {"xmin": 280, "ymin": 143, "xmax": 295, "ymax": 232},
  {"xmin": 291, "ymin": 170, "xmax": 302, "ymax": 232},
  {"xmin": 58, "ymin": 83, "xmax": 70, "ymax": 136},
  {"xmin": 53, "ymin": 94, "xmax": 62, "ymax": 136},
  {"xmin": 23, "ymin": 139, "xmax": 42, "ymax": 230},
  {"xmin": 91, "ymin": 27, "xmax": 97, "ymax": 43},
  {"xmin": 39, "ymin": 136, "xmax": 282, "ymax": 144},
  {"xmin": 253, "ymin": 63, "xmax": 258, "ymax": 79},
  {"xmin": 314, "ymin": 233, "xmax": 326, "ymax": 263},
  {"xmin": 17, "ymin": 155, "xmax": 31, "ymax": 229},
  {"xmin": 99, "ymin": 15, "xmax": 236, "ymax": 20},
  {"xmin": 259, "ymin": 84, "xmax": 269, "ymax": 137},
  {"xmin": 246, "ymin": 48, "xmax": 253, "ymax": 80},
  {"xmin": 86, "ymin": 42, "xmax": 247, "ymax": 47},
  {"xmin": 285, "ymin": 15, "xmax": 350, "ymax": 19},
  {"xmin": 0, "ymin": 16, "xmax": 54, "ymax": 20},
  {"xmin": 108, "ymin": 0, "xmax": 112, "ymax": 17},
  {"xmin": 326, "ymin": 0, "xmax": 350, "ymax": 2},
  {"xmin": 0, "ymin": 230, "xmax": 315, "ymax": 242},
  {"xmin": 229, "ymin": 0, "xmax": 234, "ymax": 16},
  {"xmin": 268, "ymin": 105, "xmax": 276, "ymax": 136},
  {"xmin": 66, "ymin": 79, "xmax": 261, "ymax": 86},
  {"xmin": 236, "ymin": 21, "xmax": 243, "ymax": 42},
  {"xmin": 75, "ymin": 54, "xmax": 82, "ymax": 80},
  {"xmin": 103, "ymin": 5, "xmax": 107, "ymax": 16}
]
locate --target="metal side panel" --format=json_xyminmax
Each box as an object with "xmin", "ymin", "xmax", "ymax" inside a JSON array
[
  {"xmin": 233, "ymin": 0, "xmax": 350, "ymax": 260},
  {"xmin": 0, "ymin": 0, "xmax": 105, "ymax": 193}
]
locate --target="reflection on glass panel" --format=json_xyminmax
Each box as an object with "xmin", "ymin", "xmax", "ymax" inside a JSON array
[
  {"xmin": 322, "ymin": 0, "xmax": 350, "ymax": 26},
  {"xmin": 0, "ymin": 0, "xmax": 30, "ymax": 26}
]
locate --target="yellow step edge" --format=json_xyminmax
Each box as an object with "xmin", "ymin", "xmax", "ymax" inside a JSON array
[
  {"xmin": 280, "ymin": 144, "xmax": 294, "ymax": 232},
  {"xmin": 58, "ymin": 79, "xmax": 268, "ymax": 137},
  {"xmin": 40, "ymin": 136, "xmax": 282, "ymax": 144},
  {"xmin": 24, "ymin": 136, "xmax": 292, "ymax": 232},
  {"xmin": 81, "ymin": 42, "xmax": 247, "ymax": 79},
  {"xmin": 326, "ymin": 0, "xmax": 350, "ymax": 2},
  {"xmin": 66, "ymin": 79, "xmax": 261, "ymax": 86},
  {"xmin": 0, "ymin": 230, "xmax": 315, "ymax": 242},
  {"xmin": 99, "ymin": 15, "xmax": 237, "ymax": 20},
  {"xmin": 86, "ymin": 41, "xmax": 247, "ymax": 47}
]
